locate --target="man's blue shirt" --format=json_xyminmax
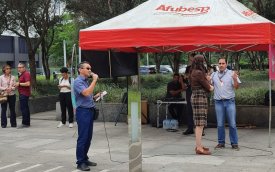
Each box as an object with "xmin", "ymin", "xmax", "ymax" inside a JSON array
[
  {"xmin": 74, "ymin": 75, "xmax": 94, "ymax": 108},
  {"xmin": 211, "ymin": 69, "xmax": 241, "ymax": 100}
]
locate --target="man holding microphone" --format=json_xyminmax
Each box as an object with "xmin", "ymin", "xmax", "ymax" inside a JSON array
[{"xmin": 74, "ymin": 61, "xmax": 98, "ymax": 171}]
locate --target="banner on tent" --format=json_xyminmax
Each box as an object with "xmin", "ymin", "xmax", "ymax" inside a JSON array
[{"xmin": 269, "ymin": 44, "xmax": 275, "ymax": 80}]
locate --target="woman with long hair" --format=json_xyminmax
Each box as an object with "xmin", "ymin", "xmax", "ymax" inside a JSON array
[
  {"xmin": 0, "ymin": 64, "xmax": 17, "ymax": 128},
  {"xmin": 189, "ymin": 55, "xmax": 213, "ymax": 155}
]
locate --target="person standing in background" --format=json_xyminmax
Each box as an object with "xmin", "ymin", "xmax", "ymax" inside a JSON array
[
  {"xmin": 0, "ymin": 64, "xmax": 17, "ymax": 128},
  {"xmin": 183, "ymin": 53, "xmax": 195, "ymax": 135},
  {"xmin": 15, "ymin": 63, "xmax": 31, "ymax": 129},
  {"xmin": 57, "ymin": 67, "xmax": 74, "ymax": 128}
]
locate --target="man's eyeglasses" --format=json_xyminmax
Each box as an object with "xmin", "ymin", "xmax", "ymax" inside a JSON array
[
  {"xmin": 82, "ymin": 67, "xmax": 91, "ymax": 70},
  {"xmin": 219, "ymin": 63, "xmax": 226, "ymax": 65},
  {"xmin": 17, "ymin": 66, "xmax": 24, "ymax": 68}
]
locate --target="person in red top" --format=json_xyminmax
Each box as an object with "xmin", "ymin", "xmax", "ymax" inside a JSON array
[{"xmin": 15, "ymin": 63, "xmax": 31, "ymax": 129}]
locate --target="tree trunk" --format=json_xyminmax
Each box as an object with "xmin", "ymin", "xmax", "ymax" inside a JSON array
[
  {"xmin": 173, "ymin": 52, "xmax": 181, "ymax": 73},
  {"xmin": 41, "ymin": 39, "xmax": 51, "ymax": 80},
  {"xmin": 247, "ymin": 52, "xmax": 256, "ymax": 70},
  {"xmin": 257, "ymin": 52, "xmax": 266, "ymax": 71},
  {"xmin": 154, "ymin": 53, "xmax": 162, "ymax": 73},
  {"xmin": 28, "ymin": 50, "xmax": 37, "ymax": 90},
  {"xmin": 233, "ymin": 52, "xmax": 241, "ymax": 71}
]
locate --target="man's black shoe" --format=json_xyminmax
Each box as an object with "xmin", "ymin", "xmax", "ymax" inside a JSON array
[
  {"xmin": 232, "ymin": 144, "xmax": 240, "ymax": 151},
  {"xmin": 215, "ymin": 144, "xmax": 225, "ymax": 149},
  {"xmin": 77, "ymin": 163, "xmax": 90, "ymax": 171},
  {"xmin": 183, "ymin": 129, "xmax": 194, "ymax": 135},
  {"xmin": 86, "ymin": 160, "xmax": 97, "ymax": 166}
]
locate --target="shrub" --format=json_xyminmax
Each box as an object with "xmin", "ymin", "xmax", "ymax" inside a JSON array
[
  {"xmin": 94, "ymin": 83, "xmax": 123, "ymax": 102},
  {"xmin": 235, "ymin": 87, "xmax": 267, "ymax": 105},
  {"xmin": 240, "ymin": 70, "xmax": 268, "ymax": 81},
  {"xmin": 34, "ymin": 69, "xmax": 270, "ymax": 105},
  {"xmin": 33, "ymin": 79, "xmax": 59, "ymax": 98}
]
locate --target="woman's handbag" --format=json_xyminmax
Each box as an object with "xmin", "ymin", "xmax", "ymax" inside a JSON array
[
  {"xmin": 0, "ymin": 91, "xmax": 7, "ymax": 104},
  {"xmin": 0, "ymin": 75, "xmax": 12, "ymax": 104}
]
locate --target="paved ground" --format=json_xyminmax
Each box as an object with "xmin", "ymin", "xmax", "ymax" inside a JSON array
[{"xmin": 0, "ymin": 111, "xmax": 275, "ymax": 172}]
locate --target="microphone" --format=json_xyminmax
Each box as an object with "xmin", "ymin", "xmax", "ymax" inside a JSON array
[{"xmin": 88, "ymin": 71, "xmax": 95, "ymax": 78}]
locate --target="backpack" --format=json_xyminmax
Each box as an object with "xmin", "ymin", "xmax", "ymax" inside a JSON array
[
  {"xmin": 264, "ymin": 90, "xmax": 275, "ymax": 106},
  {"xmin": 60, "ymin": 77, "xmax": 71, "ymax": 85}
]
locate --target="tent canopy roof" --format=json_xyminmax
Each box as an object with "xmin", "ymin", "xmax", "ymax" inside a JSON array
[{"xmin": 79, "ymin": 0, "xmax": 275, "ymax": 52}]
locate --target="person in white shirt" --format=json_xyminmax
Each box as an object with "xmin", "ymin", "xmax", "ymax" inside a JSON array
[{"xmin": 57, "ymin": 67, "xmax": 74, "ymax": 128}]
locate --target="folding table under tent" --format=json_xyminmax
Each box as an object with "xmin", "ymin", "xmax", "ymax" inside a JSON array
[{"xmin": 79, "ymin": 0, "xmax": 275, "ymax": 146}]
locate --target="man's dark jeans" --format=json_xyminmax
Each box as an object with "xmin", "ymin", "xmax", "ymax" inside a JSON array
[
  {"xmin": 19, "ymin": 94, "xmax": 30, "ymax": 126},
  {"xmin": 76, "ymin": 107, "xmax": 94, "ymax": 165}
]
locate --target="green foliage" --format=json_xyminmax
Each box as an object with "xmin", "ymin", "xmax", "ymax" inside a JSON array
[
  {"xmin": 235, "ymin": 87, "xmax": 267, "ymax": 105},
  {"xmin": 34, "ymin": 69, "xmax": 270, "ymax": 105},
  {"xmin": 141, "ymin": 74, "xmax": 170, "ymax": 89},
  {"xmin": 64, "ymin": 0, "xmax": 147, "ymax": 26},
  {"xmin": 94, "ymin": 82, "xmax": 123, "ymax": 102},
  {"xmin": 239, "ymin": 69, "xmax": 268, "ymax": 81},
  {"xmin": 32, "ymin": 77, "xmax": 59, "ymax": 98},
  {"xmin": 49, "ymin": 13, "xmax": 79, "ymax": 67}
]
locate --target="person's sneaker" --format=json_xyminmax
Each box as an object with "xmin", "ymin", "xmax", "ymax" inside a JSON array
[
  {"xmin": 57, "ymin": 122, "xmax": 64, "ymax": 128},
  {"xmin": 215, "ymin": 144, "xmax": 225, "ymax": 149},
  {"xmin": 69, "ymin": 123, "xmax": 74, "ymax": 128},
  {"xmin": 232, "ymin": 144, "xmax": 240, "ymax": 151}
]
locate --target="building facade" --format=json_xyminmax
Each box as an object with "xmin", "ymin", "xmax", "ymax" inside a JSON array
[{"xmin": 0, "ymin": 35, "xmax": 42, "ymax": 69}]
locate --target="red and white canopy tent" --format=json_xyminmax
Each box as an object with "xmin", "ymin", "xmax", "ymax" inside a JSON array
[{"xmin": 80, "ymin": 0, "xmax": 275, "ymax": 145}]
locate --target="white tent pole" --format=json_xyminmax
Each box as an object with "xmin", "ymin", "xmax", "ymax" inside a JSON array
[
  {"xmin": 71, "ymin": 44, "xmax": 76, "ymax": 76},
  {"xmin": 78, "ymin": 47, "xmax": 81, "ymax": 63},
  {"xmin": 63, "ymin": 40, "xmax": 67, "ymax": 67},
  {"xmin": 268, "ymin": 79, "xmax": 272, "ymax": 148}
]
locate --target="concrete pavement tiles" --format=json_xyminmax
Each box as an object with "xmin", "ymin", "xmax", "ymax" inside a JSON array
[{"xmin": 0, "ymin": 114, "xmax": 275, "ymax": 171}]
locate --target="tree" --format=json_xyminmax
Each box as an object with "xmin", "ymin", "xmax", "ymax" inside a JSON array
[
  {"xmin": 167, "ymin": 53, "xmax": 181, "ymax": 73},
  {"xmin": 49, "ymin": 14, "xmax": 78, "ymax": 68},
  {"xmin": 0, "ymin": 0, "xmax": 59, "ymax": 88},
  {"xmin": 41, "ymin": 29, "xmax": 55, "ymax": 80},
  {"xmin": 63, "ymin": 0, "xmax": 146, "ymax": 27},
  {"xmin": 0, "ymin": 2, "xmax": 7, "ymax": 34},
  {"xmin": 154, "ymin": 53, "xmax": 163, "ymax": 73}
]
